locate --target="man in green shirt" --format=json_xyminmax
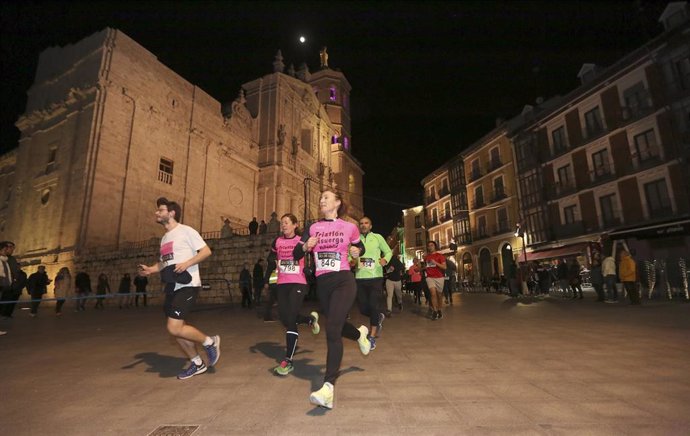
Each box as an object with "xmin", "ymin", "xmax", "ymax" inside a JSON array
[{"xmin": 351, "ymin": 216, "xmax": 392, "ymax": 350}]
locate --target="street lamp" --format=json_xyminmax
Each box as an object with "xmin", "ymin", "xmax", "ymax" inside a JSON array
[{"xmin": 514, "ymin": 223, "xmax": 527, "ymax": 264}]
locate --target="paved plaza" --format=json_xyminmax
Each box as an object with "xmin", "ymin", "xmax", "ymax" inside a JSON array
[{"xmin": 1, "ymin": 291, "xmax": 689, "ymax": 435}]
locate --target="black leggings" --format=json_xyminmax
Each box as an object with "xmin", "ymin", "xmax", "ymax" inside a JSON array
[
  {"xmin": 277, "ymin": 283, "xmax": 312, "ymax": 360},
  {"xmin": 277, "ymin": 283, "xmax": 312, "ymax": 331},
  {"xmin": 356, "ymin": 278, "xmax": 383, "ymax": 326},
  {"xmin": 316, "ymin": 271, "xmax": 361, "ymax": 385}
]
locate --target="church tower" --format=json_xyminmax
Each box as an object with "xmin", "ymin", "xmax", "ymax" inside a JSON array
[{"xmin": 309, "ymin": 47, "xmax": 363, "ymax": 219}]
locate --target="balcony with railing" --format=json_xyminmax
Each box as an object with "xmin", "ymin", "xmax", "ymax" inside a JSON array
[
  {"xmin": 442, "ymin": 211, "xmax": 452, "ymax": 222},
  {"xmin": 547, "ymin": 180, "xmax": 577, "ymax": 200},
  {"xmin": 439, "ymin": 187, "xmax": 450, "ymax": 198},
  {"xmin": 468, "ymin": 168, "xmax": 483, "ymax": 183},
  {"xmin": 553, "ymin": 220, "xmax": 586, "ymax": 239},
  {"xmin": 472, "ymin": 197, "xmax": 486, "ymax": 209},
  {"xmin": 493, "ymin": 222, "xmax": 511, "ymax": 235},
  {"xmin": 158, "ymin": 170, "xmax": 173, "ymax": 185},
  {"xmin": 490, "ymin": 187, "xmax": 508, "ymax": 203},
  {"xmin": 601, "ymin": 212, "xmax": 622, "ymax": 229},
  {"xmin": 473, "ymin": 228, "xmax": 490, "ymax": 241},
  {"xmin": 486, "ymin": 158, "xmax": 503, "ymax": 174},
  {"xmin": 590, "ymin": 161, "xmax": 616, "ymax": 186},
  {"xmin": 425, "ymin": 194, "xmax": 438, "ymax": 204}
]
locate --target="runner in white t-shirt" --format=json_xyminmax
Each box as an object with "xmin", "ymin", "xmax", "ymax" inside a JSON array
[{"xmin": 138, "ymin": 197, "xmax": 221, "ymax": 380}]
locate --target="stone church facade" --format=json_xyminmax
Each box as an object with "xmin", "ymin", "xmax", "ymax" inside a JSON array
[{"xmin": 0, "ymin": 28, "xmax": 363, "ymax": 271}]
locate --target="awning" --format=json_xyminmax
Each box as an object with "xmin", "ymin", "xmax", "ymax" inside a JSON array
[
  {"xmin": 606, "ymin": 218, "xmax": 690, "ymax": 240},
  {"xmin": 518, "ymin": 242, "xmax": 588, "ymax": 262}
]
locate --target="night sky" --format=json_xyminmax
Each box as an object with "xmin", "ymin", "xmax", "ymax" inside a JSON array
[{"xmin": 0, "ymin": 1, "xmax": 670, "ymax": 233}]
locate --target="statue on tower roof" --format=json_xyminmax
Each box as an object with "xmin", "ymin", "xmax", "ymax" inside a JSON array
[
  {"xmin": 273, "ymin": 50, "xmax": 285, "ymax": 73},
  {"xmin": 319, "ymin": 46, "xmax": 329, "ymax": 69}
]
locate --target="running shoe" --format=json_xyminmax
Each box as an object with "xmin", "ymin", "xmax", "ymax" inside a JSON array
[
  {"xmin": 310, "ymin": 311, "xmax": 320, "ymax": 335},
  {"xmin": 377, "ymin": 312, "xmax": 386, "ymax": 334},
  {"xmin": 204, "ymin": 335, "xmax": 221, "ymax": 367},
  {"xmin": 177, "ymin": 362, "xmax": 207, "ymax": 380},
  {"xmin": 437, "ymin": 311, "xmax": 443, "ymax": 320},
  {"xmin": 357, "ymin": 325, "xmax": 371, "ymax": 355},
  {"xmin": 369, "ymin": 336, "xmax": 377, "ymax": 350},
  {"xmin": 309, "ymin": 382, "xmax": 334, "ymax": 409},
  {"xmin": 274, "ymin": 359, "xmax": 294, "ymax": 376}
]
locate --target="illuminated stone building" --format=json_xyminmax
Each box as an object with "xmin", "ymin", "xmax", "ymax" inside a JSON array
[{"xmin": 1, "ymin": 29, "xmax": 363, "ymax": 272}]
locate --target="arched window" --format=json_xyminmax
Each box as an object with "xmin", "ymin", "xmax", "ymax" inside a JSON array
[{"xmin": 329, "ymin": 86, "xmax": 337, "ymax": 101}]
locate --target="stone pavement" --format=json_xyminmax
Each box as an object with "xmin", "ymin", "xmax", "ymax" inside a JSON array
[{"xmin": 1, "ymin": 292, "xmax": 689, "ymax": 436}]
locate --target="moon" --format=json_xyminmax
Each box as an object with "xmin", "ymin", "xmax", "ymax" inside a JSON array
[{"xmin": 299, "ymin": 36, "xmax": 306, "ymax": 43}]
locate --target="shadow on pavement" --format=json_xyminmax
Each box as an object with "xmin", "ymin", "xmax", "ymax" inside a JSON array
[{"xmin": 121, "ymin": 352, "xmax": 188, "ymax": 378}]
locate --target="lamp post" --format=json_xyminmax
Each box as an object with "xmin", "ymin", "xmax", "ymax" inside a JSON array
[
  {"xmin": 515, "ymin": 223, "xmax": 528, "ymax": 294},
  {"xmin": 514, "ymin": 223, "xmax": 527, "ymax": 264}
]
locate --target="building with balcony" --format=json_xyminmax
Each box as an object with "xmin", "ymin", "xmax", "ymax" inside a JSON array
[
  {"xmin": 511, "ymin": 2, "xmax": 690, "ymax": 266},
  {"xmin": 421, "ymin": 164, "xmax": 455, "ymax": 252},
  {"xmin": 461, "ymin": 119, "xmax": 526, "ymax": 283},
  {"xmin": 401, "ymin": 205, "xmax": 427, "ymax": 264}
]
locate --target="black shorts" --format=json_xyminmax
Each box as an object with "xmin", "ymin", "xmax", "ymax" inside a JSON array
[{"xmin": 164, "ymin": 286, "xmax": 199, "ymax": 320}]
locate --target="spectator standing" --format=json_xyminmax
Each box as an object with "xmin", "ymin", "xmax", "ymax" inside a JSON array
[
  {"xmin": 266, "ymin": 212, "xmax": 280, "ymax": 235},
  {"xmin": 28, "ymin": 265, "xmax": 51, "ymax": 317},
  {"xmin": 602, "ymin": 254, "xmax": 618, "ymax": 303},
  {"xmin": 248, "ymin": 217, "xmax": 259, "ymax": 235},
  {"xmin": 239, "ymin": 263, "xmax": 252, "ymax": 308},
  {"xmin": 74, "ymin": 271, "xmax": 92, "ymax": 311},
  {"xmin": 385, "ymin": 255, "xmax": 405, "ymax": 314},
  {"xmin": 54, "ymin": 267, "xmax": 71, "ymax": 316},
  {"xmin": 259, "ymin": 220, "xmax": 268, "ymax": 235},
  {"xmin": 0, "ymin": 241, "xmax": 25, "ymax": 319},
  {"xmin": 253, "ymin": 258, "xmax": 264, "ymax": 305},
  {"xmin": 444, "ymin": 256, "xmax": 457, "ymax": 304},
  {"xmin": 95, "ymin": 273, "xmax": 110, "ymax": 309},
  {"xmin": 118, "ymin": 273, "xmax": 132, "ymax": 309},
  {"xmin": 590, "ymin": 256, "xmax": 605, "ymax": 302},
  {"xmin": 557, "ymin": 259, "xmax": 570, "ymax": 298},
  {"xmin": 568, "ymin": 259, "xmax": 583, "ymax": 299},
  {"xmin": 220, "ymin": 219, "xmax": 233, "ymax": 238},
  {"xmin": 619, "ymin": 250, "xmax": 639, "ymax": 305},
  {"xmin": 134, "ymin": 274, "xmax": 148, "ymax": 307},
  {"xmin": 407, "ymin": 258, "xmax": 423, "ymax": 305}
]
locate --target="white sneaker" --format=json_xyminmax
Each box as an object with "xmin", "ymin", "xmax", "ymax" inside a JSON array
[
  {"xmin": 357, "ymin": 325, "xmax": 371, "ymax": 355},
  {"xmin": 0, "ymin": 331, "xmax": 7, "ymax": 336},
  {"xmin": 309, "ymin": 382, "xmax": 334, "ymax": 409},
  {"xmin": 310, "ymin": 311, "xmax": 320, "ymax": 335}
]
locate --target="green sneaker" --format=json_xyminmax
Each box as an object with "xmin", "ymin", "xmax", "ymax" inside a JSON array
[
  {"xmin": 310, "ymin": 311, "xmax": 320, "ymax": 335},
  {"xmin": 274, "ymin": 359, "xmax": 294, "ymax": 376}
]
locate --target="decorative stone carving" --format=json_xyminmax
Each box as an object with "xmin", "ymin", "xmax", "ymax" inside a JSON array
[
  {"xmin": 273, "ymin": 50, "xmax": 285, "ymax": 73},
  {"xmin": 291, "ymin": 136, "xmax": 299, "ymax": 156},
  {"xmin": 277, "ymin": 124, "xmax": 286, "ymax": 146},
  {"xmin": 227, "ymin": 184, "xmax": 244, "ymax": 207},
  {"xmin": 224, "ymin": 89, "xmax": 251, "ymax": 130}
]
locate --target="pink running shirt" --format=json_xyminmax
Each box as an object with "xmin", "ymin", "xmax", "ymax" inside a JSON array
[
  {"xmin": 271, "ymin": 235, "xmax": 307, "ymax": 285},
  {"xmin": 304, "ymin": 219, "xmax": 361, "ymax": 277}
]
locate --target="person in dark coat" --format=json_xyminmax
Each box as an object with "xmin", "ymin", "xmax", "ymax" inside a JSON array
[
  {"xmin": 258, "ymin": 220, "xmax": 268, "ymax": 235},
  {"xmin": 0, "ymin": 241, "xmax": 26, "ymax": 319},
  {"xmin": 248, "ymin": 217, "xmax": 259, "ymax": 235},
  {"xmin": 568, "ymin": 259, "xmax": 583, "ymax": 299},
  {"xmin": 253, "ymin": 258, "xmax": 264, "ymax": 305},
  {"xmin": 95, "ymin": 273, "xmax": 110, "ymax": 309},
  {"xmin": 28, "ymin": 265, "xmax": 51, "ymax": 316},
  {"xmin": 74, "ymin": 271, "xmax": 92, "ymax": 311},
  {"xmin": 239, "ymin": 263, "xmax": 252, "ymax": 308},
  {"xmin": 134, "ymin": 274, "xmax": 148, "ymax": 307}
]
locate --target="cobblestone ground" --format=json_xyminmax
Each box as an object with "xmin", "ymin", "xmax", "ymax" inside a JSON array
[{"xmin": 1, "ymin": 291, "xmax": 689, "ymax": 435}]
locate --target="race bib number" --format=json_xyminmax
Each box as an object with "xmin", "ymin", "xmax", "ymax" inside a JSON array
[
  {"xmin": 427, "ymin": 261, "xmax": 436, "ymax": 268},
  {"xmin": 360, "ymin": 258, "xmax": 376, "ymax": 270},
  {"xmin": 279, "ymin": 260, "xmax": 300, "ymax": 274},
  {"xmin": 316, "ymin": 252, "xmax": 341, "ymax": 272}
]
